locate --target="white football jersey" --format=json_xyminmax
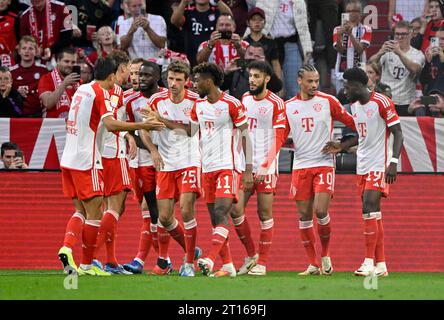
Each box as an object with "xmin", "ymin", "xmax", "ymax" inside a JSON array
[
  {"xmin": 242, "ymin": 90, "xmax": 286, "ymax": 174},
  {"xmin": 190, "ymin": 92, "xmax": 247, "ymax": 173},
  {"xmin": 148, "ymin": 89, "xmax": 201, "ymax": 171},
  {"xmin": 285, "ymin": 91, "xmax": 356, "ymax": 170},
  {"xmin": 350, "ymin": 92, "xmax": 400, "ymax": 175},
  {"xmin": 61, "ymin": 81, "xmax": 114, "ymax": 170}
]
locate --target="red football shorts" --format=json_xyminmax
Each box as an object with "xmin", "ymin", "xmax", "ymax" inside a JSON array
[
  {"xmin": 102, "ymin": 157, "xmax": 132, "ymax": 197},
  {"xmin": 202, "ymin": 169, "xmax": 241, "ymax": 204},
  {"xmin": 62, "ymin": 167, "xmax": 104, "ymax": 200},
  {"xmin": 290, "ymin": 166, "xmax": 335, "ymax": 201},
  {"xmin": 239, "ymin": 173, "xmax": 278, "ymax": 194},
  {"xmin": 357, "ymin": 171, "xmax": 389, "ymax": 198},
  {"xmin": 156, "ymin": 166, "xmax": 201, "ymax": 201},
  {"xmin": 129, "ymin": 166, "xmax": 156, "ymax": 203}
]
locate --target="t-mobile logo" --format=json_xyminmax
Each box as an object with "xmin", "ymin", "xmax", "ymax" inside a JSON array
[
  {"xmin": 358, "ymin": 122, "xmax": 367, "ymax": 137},
  {"xmin": 192, "ymin": 22, "xmax": 203, "ymax": 35},
  {"xmin": 301, "ymin": 117, "xmax": 314, "ymax": 132}
]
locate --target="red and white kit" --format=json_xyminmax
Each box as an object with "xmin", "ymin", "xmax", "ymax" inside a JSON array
[
  {"xmin": 241, "ymin": 91, "xmax": 286, "ymax": 193},
  {"xmin": 285, "ymin": 91, "xmax": 356, "ymax": 200},
  {"xmin": 148, "ymin": 89, "xmax": 201, "ymax": 200},
  {"xmin": 190, "ymin": 92, "xmax": 247, "ymax": 203},
  {"xmin": 60, "ymin": 81, "xmax": 115, "ymax": 200},
  {"xmin": 350, "ymin": 92, "xmax": 400, "ymax": 197},
  {"xmin": 102, "ymin": 84, "xmax": 132, "ymax": 197}
]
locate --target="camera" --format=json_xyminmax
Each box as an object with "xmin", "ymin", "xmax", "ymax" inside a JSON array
[
  {"xmin": 220, "ymin": 30, "xmax": 232, "ymax": 40},
  {"xmin": 420, "ymin": 95, "xmax": 438, "ymax": 106},
  {"xmin": 72, "ymin": 65, "xmax": 81, "ymax": 75}
]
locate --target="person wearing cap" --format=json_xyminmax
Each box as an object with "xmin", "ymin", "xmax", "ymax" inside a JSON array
[{"xmin": 243, "ymin": 7, "xmax": 283, "ymax": 96}]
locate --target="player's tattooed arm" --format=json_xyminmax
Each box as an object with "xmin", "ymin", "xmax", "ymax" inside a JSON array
[
  {"xmin": 386, "ymin": 123, "xmax": 404, "ymax": 184},
  {"xmin": 322, "ymin": 136, "xmax": 359, "ymax": 154}
]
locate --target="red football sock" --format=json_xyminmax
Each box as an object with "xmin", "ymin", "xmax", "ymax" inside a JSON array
[
  {"xmin": 363, "ymin": 214, "xmax": 378, "ymax": 260},
  {"xmin": 317, "ymin": 214, "xmax": 331, "ymax": 257},
  {"xmin": 135, "ymin": 213, "xmax": 152, "ymax": 262},
  {"xmin": 150, "ymin": 223, "xmax": 159, "ymax": 254},
  {"xmin": 375, "ymin": 213, "xmax": 385, "ymax": 263},
  {"xmin": 233, "ymin": 215, "xmax": 256, "ymax": 257},
  {"xmin": 81, "ymin": 220, "xmax": 100, "ymax": 265},
  {"xmin": 95, "ymin": 210, "xmax": 119, "ymax": 265},
  {"xmin": 63, "ymin": 212, "xmax": 85, "ymax": 248},
  {"xmin": 157, "ymin": 225, "xmax": 171, "ymax": 260},
  {"xmin": 166, "ymin": 219, "xmax": 186, "ymax": 251},
  {"xmin": 257, "ymin": 219, "xmax": 274, "ymax": 265},
  {"xmin": 184, "ymin": 219, "xmax": 197, "ymax": 264},
  {"xmin": 208, "ymin": 225, "xmax": 229, "ymax": 263},
  {"xmin": 299, "ymin": 220, "xmax": 318, "ymax": 267},
  {"xmin": 219, "ymin": 238, "xmax": 232, "ymax": 264}
]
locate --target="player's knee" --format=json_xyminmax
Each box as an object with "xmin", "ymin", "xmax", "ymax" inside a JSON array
[
  {"xmin": 314, "ymin": 209, "xmax": 328, "ymax": 219},
  {"xmin": 257, "ymin": 208, "xmax": 272, "ymax": 221},
  {"xmin": 180, "ymin": 206, "xmax": 194, "ymax": 221},
  {"xmin": 214, "ymin": 206, "xmax": 230, "ymax": 225},
  {"xmin": 362, "ymin": 199, "xmax": 378, "ymax": 213}
]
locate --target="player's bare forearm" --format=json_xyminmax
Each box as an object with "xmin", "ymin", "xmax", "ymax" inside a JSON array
[
  {"xmin": 341, "ymin": 136, "xmax": 359, "ymax": 150},
  {"xmin": 103, "ymin": 116, "xmax": 164, "ymax": 132},
  {"xmin": 160, "ymin": 117, "xmax": 191, "ymax": 136},
  {"xmin": 389, "ymin": 123, "xmax": 404, "ymax": 160},
  {"xmin": 139, "ymin": 129, "xmax": 157, "ymax": 153}
]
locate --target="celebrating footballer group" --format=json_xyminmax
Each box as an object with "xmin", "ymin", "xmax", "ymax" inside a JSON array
[{"xmin": 56, "ymin": 54, "xmax": 403, "ymax": 278}]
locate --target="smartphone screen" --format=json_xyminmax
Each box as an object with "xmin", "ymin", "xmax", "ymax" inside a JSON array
[{"xmin": 72, "ymin": 65, "xmax": 81, "ymax": 75}]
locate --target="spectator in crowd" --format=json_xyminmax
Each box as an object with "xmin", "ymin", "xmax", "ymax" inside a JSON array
[
  {"xmin": 408, "ymin": 89, "xmax": 444, "ymax": 116},
  {"xmin": 388, "ymin": 0, "xmax": 429, "ymax": 26},
  {"xmin": 117, "ymin": 0, "xmax": 167, "ymax": 60},
  {"xmin": 196, "ymin": 13, "xmax": 249, "ymax": 72},
  {"xmin": 38, "ymin": 47, "xmax": 80, "ymax": 119},
  {"xmin": 19, "ymin": 0, "xmax": 75, "ymax": 61},
  {"xmin": 87, "ymin": 26, "xmax": 119, "ymax": 66},
  {"xmin": 65, "ymin": 0, "xmax": 114, "ymax": 50},
  {"xmin": 226, "ymin": 0, "xmax": 248, "ymax": 36},
  {"xmin": 0, "ymin": 0, "xmax": 18, "ymax": 61},
  {"xmin": 246, "ymin": 0, "xmax": 313, "ymax": 100},
  {"xmin": 171, "ymin": 0, "xmax": 232, "ymax": 66},
  {"xmin": 0, "ymin": 66, "xmax": 23, "ymax": 117},
  {"xmin": 243, "ymin": 8, "xmax": 283, "ymax": 87},
  {"xmin": 411, "ymin": 17, "xmax": 426, "ymax": 41},
  {"xmin": 1, "ymin": 142, "xmax": 28, "ymax": 169},
  {"xmin": 79, "ymin": 61, "xmax": 93, "ymax": 83},
  {"xmin": 0, "ymin": 43, "xmax": 14, "ymax": 68},
  {"xmin": 365, "ymin": 61, "xmax": 393, "ymax": 98},
  {"xmin": 332, "ymin": 0, "xmax": 372, "ymax": 94},
  {"xmin": 412, "ymin": 0, "xmax": 444, "ymax": 53},
  {"xmin": 420, "ymin": 25, "xmax": 444, "ymax": 93},
  {"xmin": 221, "ymin": 42, "xmax": 282, "ymax": 99},
  {"xmin": 10, "ymin": 36, "xmax": 48, "ymax": 117},
  {"xmin": 369, "ymin": 21, "xmax": 425, "ymax": 116}
]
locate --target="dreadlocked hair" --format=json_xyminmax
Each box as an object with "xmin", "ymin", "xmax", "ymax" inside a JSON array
[{"xmin": 298, "ymin": 64, "xmax": 318, "ymax": 78}]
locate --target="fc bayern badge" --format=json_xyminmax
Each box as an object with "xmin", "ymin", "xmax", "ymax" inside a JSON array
[
  {"xmin": 367, "ymin": 109, "xmax": 374, "ymax": 118},
  {"xmin": 208, "ymin": 14, "xmax": 215, "ymax": 21},
  {"xmin": 34, "ymin": 73, "xmax": 41, "ymax": 80},
  {"xmin": 313, "ymin": 103, "xmax": 322, "ymax": 112}
]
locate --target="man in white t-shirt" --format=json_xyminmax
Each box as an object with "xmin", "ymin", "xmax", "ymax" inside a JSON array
[
  {"xmin": 369, "ymin": 21, "xmax": 425, "ymax": 116},
  {"xmin": 117, "ymin": 0, "xmax": 167, "ymax": 60}
]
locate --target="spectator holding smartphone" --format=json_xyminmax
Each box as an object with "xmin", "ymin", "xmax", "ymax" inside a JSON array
[
  {"xmin": 420, "ymin": 25, "xmax": 444, "ymax": 93},
  {"xmin": 408, "ymin": 90, "xmax": 444, "ymax": 117},
  {"xmin": 1, "ymin": 142, "xmax": 28, "ymax": 169},
  {"xmin": 196, "ymin": 13, "xmax": 249, "ymax": 72},
  {"xmin": 38, "ymin": 47, "xmax": 80, "ymax": 119},
  {"xmin": 412, "ymin": 0, "xmax": 444, "ymax": 53}
]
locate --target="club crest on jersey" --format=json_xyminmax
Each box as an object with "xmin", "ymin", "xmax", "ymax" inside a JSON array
[
  {"xmin": 183, "ymin": 106, "xmax": 191, "ymax": 117},
  {"xmin": 366, "ymin": 109, "xmax": 375, "ymax": 118},
  {"xmin": 34, "ymin": 73, "xmax": 41, "ymax": 80},
  {"xmin": 258, "ymin": 106, "xmax": 268, "ymax": 115},
  {"xmin": 313, "ymin": 103, "xmax": 322, "ymax": 112},
  {"xmin": 215, "ymin": 108, "xmax": 223, "ymax": 117}
]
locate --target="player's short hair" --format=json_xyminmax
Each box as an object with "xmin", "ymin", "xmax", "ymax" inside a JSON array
[
  {"xmin": 248, "ymin": 60, "xmax": 273, "ymax": 77},
  {"xmin": 140, "ymin": 61, "xmax": 161, "ymax": 77},
  {"xmin": 56, "ymin": 47, "xmax": 77, "ymax": 61},
  {"xmin": 192, "ymin": 62, "xmax": 224, "ymax": 87},
  {"xmin": 130, "ymin": 58, "xmax": 147, "ymax": 65},
  {"xmin": 343, "ymin": 67, "xmax": 369, "ymax": 86},
  {"xmin": 108, "ymin": 50, "xmax": 130, "ymax": 69},
  {"xmin": 167, "ymin": 60, "xmax": 190, "ymax": 79},
  {"xmin": 18, "ymin": 35, "xmax": 38, "ymax": 49},
  {"xmin": 298, "ymin": 64, "xmax": 318, "ymax": 78},
  {"xmin": 1, "ymin": 142, "xmax": 18, "ymax": 157},
  {"xmin": 94, "ymin": 57, "xmax": 118, "ymax": 80},
  {"xmin": 247, "ymin": 42, "xmax": 266, "ymax": 53},
  {"xmin": 218, "ymin": 12, "xmax": 236, "ymax": 25},
  {"xmin": 394, "ymin": 20, "xmax": 412, "ymax": 31}
]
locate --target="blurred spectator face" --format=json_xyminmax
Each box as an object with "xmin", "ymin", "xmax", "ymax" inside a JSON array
[
  {"xmin": 245, "ymin": 46, "xmax": 266, "ymax": 61},
  {"xmin": 394, "ymin": 26, "xmax": 412, "ymax": 48},
  {"xmin": 130, "ymin": 62, "xmax": 143, "ymax": 90},
  {"xmin": 18, "ymin": 41, "xmax": 37, "ymax": 63},
  {"xmin": 0, "ymin": 0, "xmax": 11, "ymax": 11},
  {"xmin": 438, "ymin": 30, "xmax": 444, "ymax": 48},
  {"xmin": 139, "ymin": 65, "xmax": 158, "ymax": 92},
  {"xmin": 195, "ymin": 0, "xmax": 209, "ymax": 5},
  {"xmin": 345, "ymin": 2, "xmax": 362, "ymax": 24},
  {"xmin": 1, "ymin": 148, "xmax": 16, "ymax": 168},
  {"xmin": 80, "ymin": 62, "xmax": 93, "ymax": 83},
  {"xmin": 411, "ymin": 20, "xmax": 422, "ymax": 38},
  {"xmin": 365, "ymin": 64, "xmax": 380, "ymax": 86},
  {"xmin": 128, "ymin": 0, "xmax": 144, "ymax": 17},
  {"xmin": 216, "ymin": 15, "xmax": 236, "ymax": 33},
  {"xmin": 57, "ymin": 52, "xmax": 77, "ymax": 77},
  {"xmin": 428, "ymin": 1, "xmax": 443, "ymax": 21},
  {"xmin": 31, "ymin": 0, "xmax": 45, "ymax": 11},
  {"xmin": 247, "ymin": 14, "xmax": 265, "ymax": 33},
  {"xmin": 167, "ymin": 71, "xmax": 187, "ymax": 97},
  {"xmin": 97, "ymin": 27, "xmax": 115, "ymax": 47},
  {"xmin": 0, "ymin": 69, "xmax": 12, "ymax": 93}
]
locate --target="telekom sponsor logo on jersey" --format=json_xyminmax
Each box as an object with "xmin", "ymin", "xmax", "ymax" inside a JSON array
[{"xmin": 301, "ymin": 117, "xmax": 315, "ymax": 132}]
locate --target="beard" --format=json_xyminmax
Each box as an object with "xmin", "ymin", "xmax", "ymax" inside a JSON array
[{"xmin": 249, "ymin": 81, "xmax": 265, "ymax": 96}]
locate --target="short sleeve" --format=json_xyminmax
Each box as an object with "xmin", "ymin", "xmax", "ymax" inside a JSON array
[
  {"xmin": 272, "ymin": 96, "xmax": 287, "ymax": 129},
  {"xmin": 228, "ymin": 100, "xmax": 247, "ymax": 127},
  {"xmin": 96, "ymin": 90, "xmax": 115, "ymax": 120},
  {"xmin": 38, "ymin": 74, "xmax": 54, "ymax": 97},
  {"xmin": 377, "ymin": 95, "xmax": 400, "ymax": 127},
  {"xmin": 190, "ymin": 101, "xmax": 198, "ymax": 124},
  {"xmin": 117, "ymin": 19, "xmax": 130, "ymax": 39},
  {"xmin": 329, "ymin": 95, "xmax": 356, "ymax": 131}
]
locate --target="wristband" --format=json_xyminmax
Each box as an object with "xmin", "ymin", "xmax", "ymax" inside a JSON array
[{"xmin": 390, "ymin": 158, "xmax": 398, "ymax": 164}]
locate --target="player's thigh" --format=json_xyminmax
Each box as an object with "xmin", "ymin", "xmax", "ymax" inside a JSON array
[
  {"xmin": 157, "ymin": 198, "xmax": 176, "ymax": 226},
  {"xmin": 362, "ymin": 189, "xmax": 382, "ymax": 213},
  {"xmin": 230, "ymin": 189, "xmax": 253, "ymax": 219},
  {"xmin": 207, "ymin": 203, "xmax": 217, "ymax": 227},
  {"xmin": 290, "ymin": 169, "xmax": 315, "ymax": 201},
  {"xmin": 72, "ymin": 198, "xmax": 86, "ymax": 216},
  {"xmin": 296, "ymin": 199, "xmax": 314, "ymax": 220},
  {"xmin": 81, "ymin": 195, "xmax": 104, "ymax": 220},
  {"xmin": 257, "ymin": 192, "xmax": 274, "ymax": 221},
  {"xmin": 213, "ymin": 197, "xmax": 233, "ymax": 225},
  {"xmin": 313, "ymin": 192, "xmax": 331, "ymax": 217},
  {"xmin": 179, "ymin": 192, "xmax": 197, "ymax": 222},
  {"xmin": 105, "ymin": 190, "xmax": 128, "ymax": 215}
]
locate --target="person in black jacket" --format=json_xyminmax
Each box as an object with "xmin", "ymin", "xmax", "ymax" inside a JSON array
[{"xmin": 0, "ymin": 66, "xmax": 23, "ymax": 117}]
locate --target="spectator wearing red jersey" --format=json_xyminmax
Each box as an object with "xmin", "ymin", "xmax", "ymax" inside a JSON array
[
  {"xmin": 87, "ymin": 26, "xmax": 119, "ymax": 66},
  {"xmin": 10, "ymin": 35, "xmax": 48, "ymax": 117},
  {"xmin": 0, "ymin": 0, "xmax": 18, "ymax": 58},
  {"xmin": 38, "ymin": 47, "xmax": 80, "ymax": 119}
]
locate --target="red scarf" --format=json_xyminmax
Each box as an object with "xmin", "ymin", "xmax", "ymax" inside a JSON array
[
  {"xmin": 213, "ymin": 40, "xmax": 238, "ymax": 69},
  {"xmin": 29, "ymin": 0, "xmax": 54, "ymax": 48},
  {"xmin": 51, "ymin": 68, "xmax": 79, "ymax": 111}
]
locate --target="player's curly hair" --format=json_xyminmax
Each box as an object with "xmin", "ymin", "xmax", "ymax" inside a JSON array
[
  {"xmin": 108, "ymin": 50, "xmax": 130, "ymax": 69},
  {"xmin": 192, "ymin": 62, "xmax": 224, "ymax": 87},
  {"xmin": 167, "ymin": 60, "xmax": 191, "ymax": 79},
  {"xmin": 248, "ymin": 60, "xmax": 273, "ymax": 77}
]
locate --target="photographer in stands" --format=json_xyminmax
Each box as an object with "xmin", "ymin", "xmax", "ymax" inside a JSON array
[{"xmin": 0, "ymin": 142, "xmax": 28, "ymax": 169}]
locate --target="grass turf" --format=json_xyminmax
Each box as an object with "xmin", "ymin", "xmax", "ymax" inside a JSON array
[{"xmin": 0, "ymin": 270, "xmax": 443, "ymax": 300}]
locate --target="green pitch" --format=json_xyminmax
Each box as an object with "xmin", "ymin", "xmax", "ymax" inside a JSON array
[{"xmin": 0, "ymin": 270, "xmax": 443, "ymax": 300}]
